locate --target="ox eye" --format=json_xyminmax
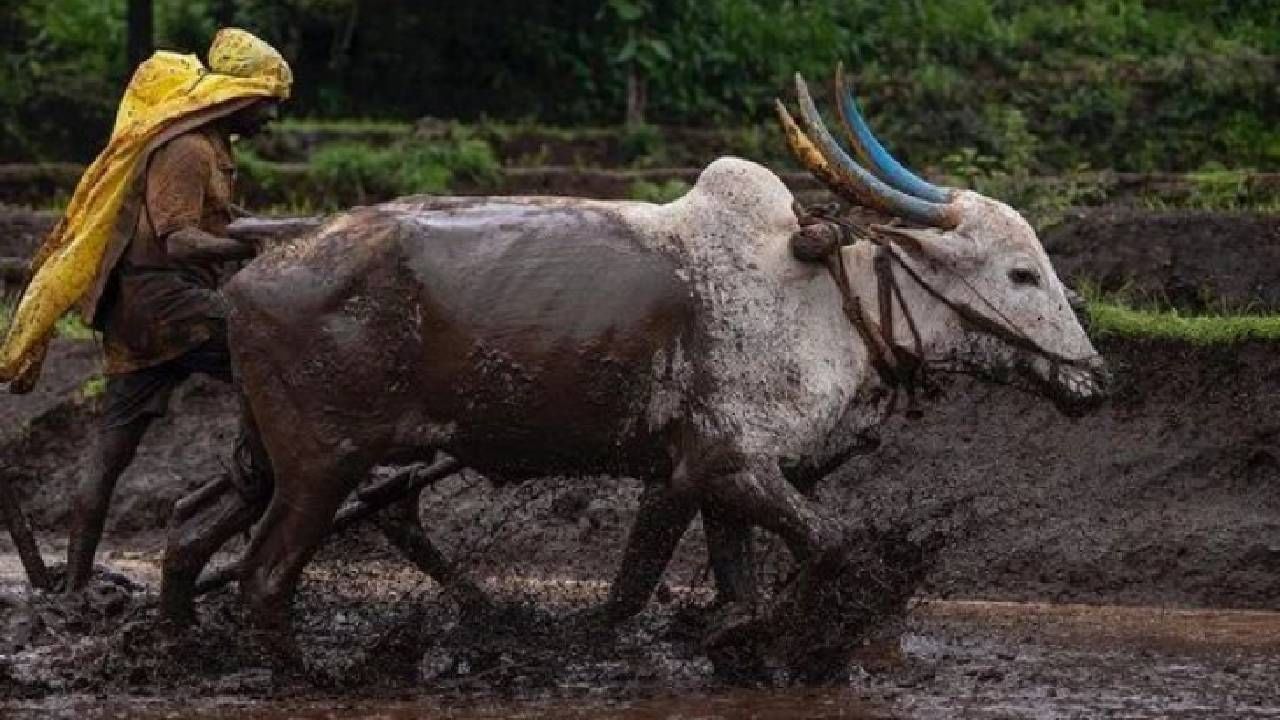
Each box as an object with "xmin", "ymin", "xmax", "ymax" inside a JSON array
[{"xmin": 1009, "ymin": 268, "xmax": 1040, "ymax": 287}]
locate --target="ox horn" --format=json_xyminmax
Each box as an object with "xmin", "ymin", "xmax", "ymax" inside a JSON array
[
  {"xmin": 834, "ymin": 63, "xmax": 954, "ymax": 204},
  {"xmin": 779, "ymin": 72, "xmax": 958, "ymax": 229}
]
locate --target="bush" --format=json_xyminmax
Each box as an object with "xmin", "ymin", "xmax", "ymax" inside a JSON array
[
  {"xmin": 310, "ymin": 134, "xmax": 499, "ymax": 203},
  {"xmin": 626, "ymin": 178, "xmax": 690, "ymax": 203},
  {"xmin": 3, "ymin": 1, "xmax": 1277, "ymax": 172}
]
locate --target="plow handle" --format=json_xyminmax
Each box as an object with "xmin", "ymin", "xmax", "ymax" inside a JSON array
[{"xmin": 0, "ymin": 474, "xmax": 51, "ymax": 591}]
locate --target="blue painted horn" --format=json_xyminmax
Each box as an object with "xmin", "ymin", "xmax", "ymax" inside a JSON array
[
  {"xmin": 834, "ymin": 62, "xmax": 954, "ymax": 204},
  {"xmin": 790, "ymin": 72, "xmax": 959, "ymax": 229}
]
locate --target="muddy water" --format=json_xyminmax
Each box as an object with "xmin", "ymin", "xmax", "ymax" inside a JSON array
[
  {"xmin": 6, "ymin": 547, "xmax": 1280, "ymax": 720},
  {"xmin": 15, "ymin": 690, "xmax": 890, "ymax": 720}
]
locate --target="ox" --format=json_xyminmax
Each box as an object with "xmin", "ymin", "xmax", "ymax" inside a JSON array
[{"xmin": 158, "ymin": 68, "xmax": 1107, "ymax": 672}]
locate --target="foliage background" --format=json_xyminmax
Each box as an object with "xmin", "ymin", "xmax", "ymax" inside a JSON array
[{"xmin": 1, "ymin": 0, "xmax": 1276, "ymax": 173}]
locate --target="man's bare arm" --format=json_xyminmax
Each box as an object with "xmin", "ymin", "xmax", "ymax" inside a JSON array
[
  {"xmin": 167, "ymin": 227, "xmax": 257, "ymax": 262},
  {"xmin": 226, "ymin": 215, "xmax": 325, "ymax": 246}
]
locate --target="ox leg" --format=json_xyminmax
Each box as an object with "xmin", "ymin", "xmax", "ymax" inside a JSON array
[
  {"xmin": 703, "ymin": 508, "xmax": 757, "ymax": 607},
  {"xmin": 239, "ymin": 459, "xmax": 360, "ymax": 666},
  {"xmin": 159, "ymin": 475, "xmax": 268, "ymax": 626},
  {"xmin": 375, "ymin": 488, "xmax": 493, "ymax": 618},
  {"xmin": 701, "ymin": 461, "xmax": 840, "ymax": 564},
  {"xmin": 597, "ymin": 481, "xmax": 700, "ymax": 624},
  {"xmin": 698, "ymin": 461, "xmax": 857, "ymax": 679},
  {"xmin": 160, "ymin": 423, "xmax": 273, "ymax": 626}
]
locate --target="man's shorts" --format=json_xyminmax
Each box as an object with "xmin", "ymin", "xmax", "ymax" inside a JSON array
[{"xmin": 101, "ymin": 336, "xmax": 232, "ymax": 430}]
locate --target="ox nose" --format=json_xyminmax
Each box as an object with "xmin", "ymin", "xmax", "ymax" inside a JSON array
[{"xmin": 1055, "ymin": 356, "xmax": 1110, "ymax": 416}]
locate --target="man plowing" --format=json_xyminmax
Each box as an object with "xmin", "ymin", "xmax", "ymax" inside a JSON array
[{"xmin": 0, "ymin": 29, "xmax": 292, "ymax": 593}]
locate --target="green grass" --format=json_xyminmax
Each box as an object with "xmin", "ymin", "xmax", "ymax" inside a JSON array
[
  {"xmin": 274, "ymin": 118, "xmax": 413, "ymax": 134},
  {"xmin": 239, "ymin": 132, "xmax": 502, "ymax": 210},
  {"xmin": 1084, "ymin": 296, "xmax": 1280, "ymax": 344},
  {"xmin": 79, "ymin": 373, "xmax": 105, "ymax": 399},
  {"xmin": 626, "ymin": 178, "xmax": 691, "ymax": 203}
]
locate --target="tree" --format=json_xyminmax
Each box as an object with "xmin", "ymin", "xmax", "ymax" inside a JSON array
[
  {"xmin": 127, "ymin": 0, "xmax": 154, "ymax": 70},
  {"xmin": 601, "ymin": 0, "xmax": 672, "ymax": 126}
]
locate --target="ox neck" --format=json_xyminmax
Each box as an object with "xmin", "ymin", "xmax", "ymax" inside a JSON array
[{"xmin": 833, "ymin": 240, "xmax": 941, "ymax": 397}]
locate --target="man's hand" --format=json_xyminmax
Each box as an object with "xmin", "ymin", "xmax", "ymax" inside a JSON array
[
  {"xmin": 167, "ymin": 227, "xmax": 257, "ymax": 262},
  {"xmin": 226, "ymin": 215, "xmax": 324, "ymax": 250}
]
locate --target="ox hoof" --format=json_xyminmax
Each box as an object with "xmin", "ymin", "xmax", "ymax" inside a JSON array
[
  {"xmin": 157, "ymin": 593, "xmax": 198, "ymax": 630},
  {"xmin": 703, "ymin": 602, "xmax": 770, "ymax": 685},
  {"xmin": 850, "ymin": 634, "xmax": 906, "ymax": 674},
  {"xmin": 243, "ymin": 628, "xmax": 306, "ymax": 675},
  {"xmin": 558, "ymin": 605, "xmax": 624, "ymax": 637}
]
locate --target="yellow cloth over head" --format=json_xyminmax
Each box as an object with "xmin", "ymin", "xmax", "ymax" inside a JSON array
[{"xmin": 0, "ymin": 29, "xmax": 291, "ymax": 392}]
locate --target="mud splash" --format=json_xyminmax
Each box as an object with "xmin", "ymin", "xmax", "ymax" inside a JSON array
[{"xmin": 5, "ymin": 543, "xmax": 1279, "ymax": 720}]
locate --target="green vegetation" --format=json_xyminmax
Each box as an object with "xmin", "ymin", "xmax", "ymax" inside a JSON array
[
  {"xmin": 80, "ymin": 373, "xmax": 106, "ymax": 399},
  {"xmin": 626, "ymin": 178, "xmax": 691, "ymax": 203},
  {"xmin": 1086, "ymin": 300, "xmax": 1280, "ymax": 344},
  {"xmin": 1079, "ymin": 282, "xmax": 1280, "ymax": 344},
  {"xmin": 237, "ymin": 130, "xmax": 500, "ymax": 209},
  {"xmin": 3, "ymin": 2, "xmax": 1276, "ymax": 175},
  {"xmin": 310, "ymin": 135, "xmax": 499, "ymax": 201}
]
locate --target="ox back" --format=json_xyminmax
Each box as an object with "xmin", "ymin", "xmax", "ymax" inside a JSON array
[{"xmin": 225, "ymin": 197, "xmax": 699, "ymax": 483}]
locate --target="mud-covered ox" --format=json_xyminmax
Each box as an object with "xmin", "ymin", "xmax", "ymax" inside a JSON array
[{"xmin": 159, "ymin": 70, "xmax": 1107, "ymax": 666}]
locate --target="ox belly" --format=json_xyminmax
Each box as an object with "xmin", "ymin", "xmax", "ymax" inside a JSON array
[{"xmin": 226, "ymin": 198, "xmax": 699, "ymax": 483}]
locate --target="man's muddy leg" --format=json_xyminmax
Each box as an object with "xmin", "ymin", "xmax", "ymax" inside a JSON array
[
  {"xmin": 65, "ymin": 417, "xmax": 153, "ymax": 592},
  {"xmin": 597, "ymin": 481, "xmax": 700, "ymax": 624},
  {"xmin": 375, "ymin": 489, "xmax": 492, "ymax": 617},
  {"xmin": 159, "ymin": 476, "xmax": 267, "ymax": 626},
  {"xmin": 703, "ymin": 508, "xmax": 757, "ymax": 607}
]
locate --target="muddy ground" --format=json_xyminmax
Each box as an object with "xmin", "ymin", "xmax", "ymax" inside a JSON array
[
  {"xmin": 5, "ymin": 543, "xmax": 1280, "ymax": 718},
  {"xmin": 3, "ymin": 204, "xmax": 1279, "ymax": 715},
  {"xmin": 1043, "ymin": 207, "xmax": 1280, "ymax": 312}
]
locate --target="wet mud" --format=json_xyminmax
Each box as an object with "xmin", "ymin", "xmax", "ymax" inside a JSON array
[
  {"xmin": 3, "ymin": 332, "xmax": 1279, "ymax": 715},
  {"xmin": 3, "ymin": 544, "xmax": 1278, "ymax": 718}
]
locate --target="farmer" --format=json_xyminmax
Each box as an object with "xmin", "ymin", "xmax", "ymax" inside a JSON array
[{"xmin": 14, "ymin": 30, "xmax": 293, "ymax": 592}]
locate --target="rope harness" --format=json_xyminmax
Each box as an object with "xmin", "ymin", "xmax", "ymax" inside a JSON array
[{"xmin": 796, "ymin": 209, "xmax": 926, "ymax": 415}]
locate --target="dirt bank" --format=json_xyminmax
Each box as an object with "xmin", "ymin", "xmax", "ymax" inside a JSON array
[
  {"xmin": 832, "ymin": 337, "xmax": 1280, "ymax": 609},
  {"xmin": 1043, "ymin": 207, "xmax": 1280, "ymax": 311},
  {"xmin": 0, "ymin": 206, "xmax": 55, "ymax": 259}
]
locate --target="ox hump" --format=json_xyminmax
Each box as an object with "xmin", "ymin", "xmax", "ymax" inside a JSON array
[{"xmin": 680, "ymin": 157, "xmax": 797, "ymax": 241}]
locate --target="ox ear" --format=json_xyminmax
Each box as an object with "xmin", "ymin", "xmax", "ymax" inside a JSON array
[{"xmin": 874, "ymin": 224, "xmax": 976, "ymax": 265}]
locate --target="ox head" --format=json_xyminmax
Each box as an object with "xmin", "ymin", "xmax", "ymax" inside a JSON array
[{"xmin": 777, "ymin": 66, "xmax": 1108, "ymax": 413}]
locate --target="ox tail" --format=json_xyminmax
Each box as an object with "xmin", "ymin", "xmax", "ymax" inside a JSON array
[
  {"xmin": 228, "ymin": 390, "xmax": 276, "ymax": 504},
  {"xmin": 223, "ymin": 275, "xmax": 280, "ymax": 504}
]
